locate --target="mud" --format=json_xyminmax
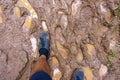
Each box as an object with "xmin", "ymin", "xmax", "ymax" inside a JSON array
[{"xmin": 0, "ymin": 0, "xmax": 120, "ymax": 80}]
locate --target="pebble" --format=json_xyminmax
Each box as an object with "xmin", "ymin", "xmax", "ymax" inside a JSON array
[
  {"xmin": 51, "ymin": 57, "xmax": 59, "ymax": 68},
  {"xmin": 76, "ymin": 52, "xmax": 83, "ymax": 62},
  {"xmin": 17, "ymin": 0, "xmax": 38, "ymax": 18},
  {"xmin": 58, "ymin": 11, "xmax": 64, "ymax": 14},
  {"xmin": 86, "ymin": 44, "xmax": 96, "ymax": 56},
  {"xmin": 109, "ymin": 40, "xmax": 116, "ymax": 50},
  {"xmin": 100, "ymin": 2, "xmax": 111, "ymax": 22},
  {"xmin": 0, "ymin": 6, "xmax": 3, "ymax": 24},
  {"xmin": 52, "ymin": 68, "xmax": 62, "ymax": 80},
  {"xmin": 56, "ymin": 41, "xmax": 68, "ymax": 59},
  {"xmin": 71, "ymin": 0, "xmax": 82, "ymax": 15},
  {"xmin": 66, "ymin": 65, "xmax": 71, "ymax": 72},
  {"xmin": 41, "ymin": 21, "xmax": 48, "ymax": 31},
  {"xmin": 60, "ymin": 14, "xmax": 68, "ymax": 29},
  {"xmin": 23, "ymin": 16, "xmax": 33, "ymax": 34},
  {"xmin": 0, "ymin": 17, "xmax": 2, "ymax": 24},
  {"xmin": 17, "ymin": 0, "xmax": 38, "ymax": 34},
  {"xmin": 63, "ymin": 65, "xmax": 71, "ymax": 78},
  {"xmin": 96, "ymin": 25, "xmax": 108, "ymax": 37},
  {"xmin": 14, "ymin": 7, "xmax": 21, "ymax": 18},
  {"xmin": 83, "ymin": 66, "xmax": 94, "ymax": 80},
  {"xmin": 99, "ymin": 64, "xmax": 108, "ymax": 77},
  {"xmin": 30, "ymin": 36, "xmax": 38, "ymax": 57},
  {"xmin": 100, "ymin": 2, "xmax": 107, "ymax": 13},
  {"xmin": 0, "ymin": 6, "xmax": 2, "ymax": 14},
  {"xmin": 52, "ymin": 0, "xmax": 55, "ymax": 5},
  {"xmin": 61, "ymin": 0, "xmax": 68, "ymax": 12}
]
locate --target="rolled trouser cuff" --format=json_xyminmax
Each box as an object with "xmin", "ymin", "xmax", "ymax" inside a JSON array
[{"xmin": 30, "ymin": 71, "xmax": 52, "ymax": 80}]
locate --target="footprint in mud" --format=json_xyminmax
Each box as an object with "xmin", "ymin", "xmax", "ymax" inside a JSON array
[
  {"xmin": 55, "ymin": 25, "xmax": 69, "ymax": 59},
  {"xmin": 79, "ymin": 6, "xmax": 94, "ymax": 30},
  {"xmin": 73, "ymin": 5, "xmax": 94, "ymax": 36},
  {"xmin": 55, "ymin": 25, "xmax": 66, "ymax": 44}
]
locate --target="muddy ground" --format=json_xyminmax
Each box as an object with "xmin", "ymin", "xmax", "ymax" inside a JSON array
[{"xmin": 0, "ymin": 0, "xmax": 120, "ymax": 80}]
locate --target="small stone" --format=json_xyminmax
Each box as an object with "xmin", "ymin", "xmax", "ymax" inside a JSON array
[
  {"xmin": 63, "ymin": 65, "xmax": 71, "ymax": 79},
  {"xmin": 100, "ymin": 2, "xmax": 111, "ymax": 23},
  {"xmin": 0, "ymin": 6, "xmax": 3, "ymax": 24},
  {"xmin": 76, "ymin": 52, "xmax": 83, "ymax": 62},
  {"xmin": 65, "ymin": 65, "xmax": 71, "ymax": 74},
  {"xmin": 56, "ymin": 41, "xmax": 68, "ymax": 59},
  {"xmin": 52, "ymin": 0, "xmax": 55, "ymax": 5},
  {"xmin": 23, "ymin": 16, "xmax": 35, "ymax": 34},
  {"xmin": 86, "ymin": 44, "xmax": 96, "ymax": 56},
  {"xmin": 58, "ymin": 11, "xmax": 64, "ymax": 14},
  {"xmin": 83, "ymin": 66, "xmax": 94, "ymax": 80},
  {"xmin": 41, "ymin": 21, "xmax": 48, "ymax": 31},
  {"xmin": 51, "ymin": 57, "xmax": 59, "ymax": 68},
  {"xmin": 30, "ymin": 36, "xmax": 38, "ymax": 57},
  {"xmin": 14, "ymin": 7, "xmax": 21, "ymax": 18},
  {"xmin": 99, "ymin": 64, "xmax": 108, "ymax": 77},
  {"xmin": 71, "ymin": 0, "xmax": 82, "ymax": 15},
  {"xmin": 61, "ymin": 0, "xmax": 68, "ymax": 12},
  {"xmin": 17, "ymin": 0, "xmax": 38, "ymax": 18},
  {"xmin": 109, "ymin": 40, "xmax": 116, "ymax": 50},
  {"xmin": 52, "ymin": 68, "xmax": 62, "ymax": 80},
  {"xmin": 23, "ymin": 16, "xmax": 32, "ymax": 30},
  {"xmin": 100, "ymin": 2, "xmax": 107, "ymax": 13},
  {"xmin": 0, "ymin": 6, "xmax": 2, "ymax": 14},
  {"xmin": 60, "ymin": 14, "xmax": 68, "ymax": 29},
  {"xmin": 96, "ymin": 25, "xmax": 108, "ymax": 37},
  {"xmin": 0, "ymin": 17, "xmax": 2, "ymax": 24},
  {"xmin": 17, "ymin": 0, "xmax": 25, "ymax": 7}
]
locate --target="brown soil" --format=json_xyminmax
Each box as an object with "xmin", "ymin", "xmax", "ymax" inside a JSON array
[{"xmin": 0, "ymin": 0, "xmax": 120, "ymax": 80}]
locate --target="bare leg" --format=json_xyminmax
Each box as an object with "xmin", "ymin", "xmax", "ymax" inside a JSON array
[
  {"xmin": 31, "ymin": 55, "xmax": 50, "ymax": 76},
  {"xmin": 30, "ymin": 32, "xmax": 51, "ymax": 78}
]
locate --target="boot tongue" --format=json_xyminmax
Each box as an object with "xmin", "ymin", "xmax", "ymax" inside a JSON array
[{"xmin": 41, "ymin": 38, "xmax": 45, "ymax": 47}]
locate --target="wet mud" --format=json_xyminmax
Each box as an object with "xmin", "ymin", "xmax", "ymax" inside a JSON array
[{"xmin": 0, "ymin": 0, "xmax": 120, "ymax": 80}]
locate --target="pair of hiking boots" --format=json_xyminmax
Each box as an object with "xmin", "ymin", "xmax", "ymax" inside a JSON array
[{"xmin": 39, "ymin": 32, "xmax": 84, "ymax": 80}]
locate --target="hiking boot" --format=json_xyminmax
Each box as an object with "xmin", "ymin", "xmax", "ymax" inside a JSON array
[
  {"xmin": 72, "ymin": 69, "xmax": 84, "ymax": 80},
  {"xmin": 39, "ymin": 32, "xmax": 50, "ymax": 60}
]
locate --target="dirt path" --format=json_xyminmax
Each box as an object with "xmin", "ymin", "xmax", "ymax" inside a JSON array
[{"xmin": 0, "ymin": 0, "xmax": 120, "ymax": 80}]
